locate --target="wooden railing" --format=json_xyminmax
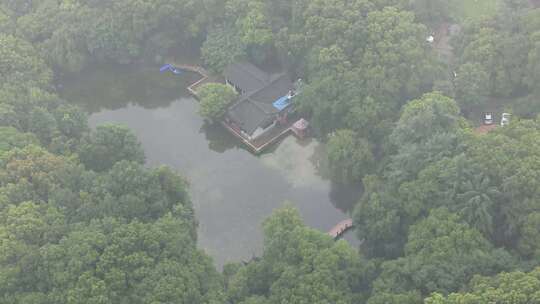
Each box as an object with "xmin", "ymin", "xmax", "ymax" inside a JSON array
[{"xmin": 168, "ymin": 63, "xmax": 210, "ymax": 96}]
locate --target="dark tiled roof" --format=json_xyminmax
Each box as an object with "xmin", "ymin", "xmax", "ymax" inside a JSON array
[
  {"xmin": 249, "ymin": 74, "xmax": 293, "ymax": 105},
  {"xmin": 251, "ymin": 100, "xmax": 278, "ymax": 114},
  {"xmin": 224, "ymin": 62, "xmax": 270, "ymax": 93},
  {"xmin": 228, "ymin": 100, "xmax": 273, "ymax": 135},
  {"xmin": 225, "ymin": 62, "xmax": 295, "ymax": 136}
]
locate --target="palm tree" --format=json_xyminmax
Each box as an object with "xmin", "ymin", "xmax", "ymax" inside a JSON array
[{"xmin": 457, "ymin": 172, "xmax": 501, "ymax": 236}]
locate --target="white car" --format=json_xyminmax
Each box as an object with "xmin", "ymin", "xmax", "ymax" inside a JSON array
[
  {"xmin": 484, "ymin": 113, "xmax": 494, "ymax": 125},
  {"xmin": 501, "ymin": 113, "xmax": 511, "ymax": 126}
]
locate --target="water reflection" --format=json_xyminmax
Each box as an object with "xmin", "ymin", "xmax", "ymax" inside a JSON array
[
  {"xmin": 260, "ymin": 137, "xmax": 326, "ymax": 188},
  {"xmin": 199, "ymin": 122, "xmax": 243, "ymax": 153},
  {"xmin": 329, "ymin": 182, "xmax": 364, "ymax": 214},
  {"xmin": 58, "ymin": 64, "xmax": 199, "ymax": 113}
]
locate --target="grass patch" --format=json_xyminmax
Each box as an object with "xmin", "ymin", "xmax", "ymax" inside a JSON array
[{"xmin": 451, "ymin": 0, "xmax": 501, "ymax": 22}]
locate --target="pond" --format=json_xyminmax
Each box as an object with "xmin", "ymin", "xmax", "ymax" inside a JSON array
[{"xmin": 60, "ymin": 64, "xmax": 362, "ymax": 267}]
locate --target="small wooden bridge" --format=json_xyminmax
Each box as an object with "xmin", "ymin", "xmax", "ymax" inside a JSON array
[{"xmin": 328, "ymin": 219, "xmax": 353, "ymax": 239}]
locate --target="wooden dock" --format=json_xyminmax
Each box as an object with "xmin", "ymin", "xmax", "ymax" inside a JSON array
[
  {"xmin": 167, "ymin": 63, "xmax": 219, "ymax": 96},
  {"xmin": 328, "ymin": 219, "xmax": 353, "ymax": 239},
  {"xmin": 172, "ymin": 64, "xmax": 210, "ymax": 96}
]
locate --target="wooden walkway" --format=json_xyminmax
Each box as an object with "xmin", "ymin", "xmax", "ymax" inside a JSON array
[
  {"xmin": 328, "ymin": 219, "xmax": 353, "ymax": 239},
  {"xmin": 166, "ymin": 62, "xmax": 217, "ymax": 96},
  {"xmin": 172, "ymin": 64, "xmax": 210, "ymax": 96},
  {"xmin": 221, "ymin": 121, "xmax": 294, "ymax": 154}
]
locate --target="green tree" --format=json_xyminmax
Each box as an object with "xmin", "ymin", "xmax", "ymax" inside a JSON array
[
  {"xmin": 0, "ymin": 201, "xmax": 66, "ymax": 303},
  {"xmin": 79, "ymin": 161, "xmax": 194, "ymax": 225},
  {"xmin": 454, "ymin": 62, "xmax": 490, "ymax": 115},
  {"xmin": 425, "ymin": 268, "xmax": 540, "ymax": 304},
  {"xmin": 1, "ymin": 215, "xmax": 224, "ymax": 304},
  {"xmin": 457, "ymin": 172, "xmax": 500, "ymax": 236},
  {"xmin": 391, "ymin": 92, "xmax": 461, "ymax": 147},
  {"xmin": 0, "ymin": 34, "xmax": 52, "ymax": 92},
  {"xmin": 0, "ymin": 145, "xmax": 83, "ymax": 206},
  {"xmin": 237, "ymin": 1, "xmax": 273, "ymax": 47},
  {"xmin": 408, "ymin": 0, "xmax": 451, "ymax": 26},
  {"xmin": 518, "ymin": 212, "xmax": 540, "ymax": 260},
  {"xmin": 453, "ymin": 16, "xmax": 531, "ymax": 98},
  {"xmin": 294, "ymin": 71, "xmax": 348, "ymax": 136},
  {"xmin": 294, "ymin": 4, "xmax": 439, "ymax": 141},
  {"xmin": 359, "ymin": 7, "xmax": 437, "ymax": 104},
  {"xmin": 0, "ymin": 7, "xmax": 14, "ymax": 33},
  {"xmin": 227, "ymin": 206, "xmax": 375, "ymax": 304},
  {"xmin": 13, "ymin": 0, "xmax": 214, "ymax": 71},
  {"xmin": 526, "ymin": 31, "xmax": 540, "ymax": 96},
  {"xmin": 53, "ymin": 104, "xmax": 88, "ymax": 139},
  {"xmin": 0, "ymin": 127, "xmax": 38, "ymax": 156},
  {"xmin": 326, "ymin": 129, "xmax": 374, "ymax": 184},
  {"xmin": 387, "ymin": 92, "xmax": 464, "ymax": 183},
  {"xmin": 28, "ymin": 107, "xmax": 57, "ymax": 144},
  {"xmin": 202, "ymin": 26, "xmax": 246, "ymax": 73},
  {"xmin": 0, "ymin": 103, "xmax": 19, "ymax": 129},
  {"xmin": 198, "ymin": 83, "xmax": 238, "ymax": 121},
  {"xmin": 466, "ymin": 118, "xmax": 540, "ymax": 252},
  {"xmin": 369, "ymin": 209, "xmax": 515, "ymax": 302},
  {"xmin": 367, "ymin": 292, "xmax": 421, "ymax": 304},
  {"xmin": 78, "ymin": 123, "xmax": 145, "ymax": 172}
]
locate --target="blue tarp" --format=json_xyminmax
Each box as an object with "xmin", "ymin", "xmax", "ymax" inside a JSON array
[
  {"xmin": 160, "ymin": 64, "xmax": 173, "ymax": 73},
  {"xmin": 273, "ymin": 96, "xmax": 291, "ymax": 111},
  {"xmin": 160, "ymin": 64, "xmax": 183, "ymax": 75}
]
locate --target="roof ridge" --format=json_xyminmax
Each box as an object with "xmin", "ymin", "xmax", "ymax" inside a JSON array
[
  {"xmin": 237, "ymin": 63, "xmax": 269, "ymax": 84},
  {"xmin": 246, "ymin": 73, "xmax": 290, "ymax": 100},
  {"xmin": 249, "ymin": 99, "xmax": 274, "ymax": 114}
]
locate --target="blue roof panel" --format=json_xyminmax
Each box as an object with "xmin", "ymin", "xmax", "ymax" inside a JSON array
[{"xmin": 273, "ymin": 96, "xmax": 290, "ymax": 111}]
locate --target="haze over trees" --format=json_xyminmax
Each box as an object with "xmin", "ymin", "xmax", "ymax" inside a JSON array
[{"xmin": 0, "ymin": 0, "xmax": 539, "ymax": 303}]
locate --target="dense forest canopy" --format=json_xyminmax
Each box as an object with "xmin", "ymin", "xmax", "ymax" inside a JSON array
[{"xmin": 0, "ymin": 0, "xmax": 539, "ymax": 303}]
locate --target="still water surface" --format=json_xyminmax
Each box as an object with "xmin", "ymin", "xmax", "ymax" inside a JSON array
[{"xmin": 60, "ymin": 64, "xmax": 361, "ymax": 267}]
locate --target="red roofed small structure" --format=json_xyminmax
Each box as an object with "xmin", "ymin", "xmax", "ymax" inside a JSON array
[{"xmin": 292, "ymin": 118, "xmax": 309, "ymax": 139}]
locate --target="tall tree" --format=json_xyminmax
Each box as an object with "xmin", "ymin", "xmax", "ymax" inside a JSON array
[
  {"xmin": 456, "ymin": 172, "xmax": 500, "ymax": 236},
  {"xmin": 202, "ymin": 26, "xmax": 246, "ymax": 73},
  {"xmin": 227, "ymin": 206, "xmax": 375, "ymax": 304},
  {"xmin": 78, "ymin": 123, "xmax": 145, "ymax": 172},
  {"xmin": 425, "ymin": 268, "xmax": 540, "ymax": 304},
  {"xmin": 0, "ymin": 34, "xmax": 52, "ymax": 92},
  {"xmin": 326, "ymin": 129, "xmax": 374, "ymax": 184},
  {"xmin": 198, "ymin": 83, "xmax": 238, "ymax": 121},
  {"xmin": 0, "ymin": 127, "xmax": 38, "ymax": 156},
  {"xmin": 386, "ymin": 91, "xmax": 464, "ymax": 183},
  {"xmin": 408, "ymin": 0, "xmax": 451, "ymax": 26},
  {"xmin": 369, "ymin": 208, "xmax": 515, "ymax": 302},
  {"xmin": 454, "ymin": 62, "xmax": 490, "ymax": 116},
  {"xmin": 1, "ymin": 215, "xmax": 224, "ymax": 304}
]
